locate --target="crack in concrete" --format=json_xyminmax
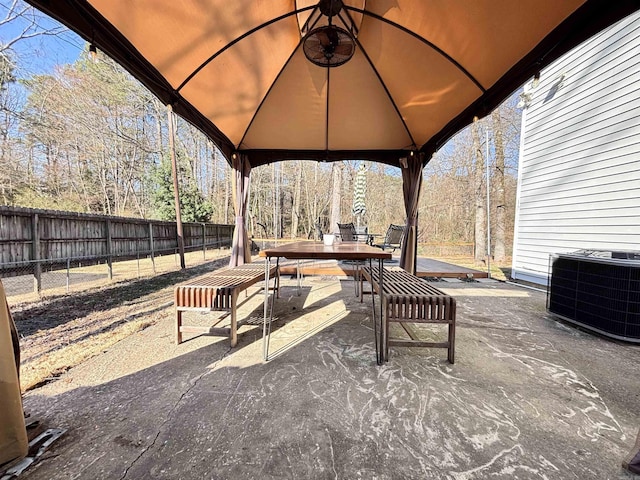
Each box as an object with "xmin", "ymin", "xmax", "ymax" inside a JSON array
[{"xmin": 118, "ymin": 348, "xmax": 231, "ymax": 480}]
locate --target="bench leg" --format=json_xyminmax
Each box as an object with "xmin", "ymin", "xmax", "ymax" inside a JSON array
[
  {"xmin": 176, "ymin": 309, "xmax": 183, "ymax": 345},
  {"xmin": 359, "ymin": 270, "xmax": 373, "ymax": 303},
  {"xmin": 448, "ymin": 320, "xmax": 455, "ymax": 364},
  {"xmin": 383, "ymin": 303, "xmax": 390, "ymax": 362},
  {"xmin": 230, "ymin": 291, "xmax": 238, "ymax": 347}
]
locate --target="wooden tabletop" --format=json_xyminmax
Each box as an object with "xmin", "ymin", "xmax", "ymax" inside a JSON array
[{"xmin": 259, "ymin": 241, "xmax": 392, "ymax": 261}]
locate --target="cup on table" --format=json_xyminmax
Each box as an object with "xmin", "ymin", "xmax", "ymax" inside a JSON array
[{"xmin": 323, "ymin": 234, "xmax": 335, "ymax": 246}]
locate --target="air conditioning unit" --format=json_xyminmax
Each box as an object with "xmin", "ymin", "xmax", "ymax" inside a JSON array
[{"xmin": 548, "ymin": 250, "xmax": 640, "ymax": 343}]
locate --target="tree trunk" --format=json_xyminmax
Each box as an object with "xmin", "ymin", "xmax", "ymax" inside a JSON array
[
  {"xmin": 330, "ymin": 162, "xmax": 343, "ymax": 234},
  {"xmin": 155, "ymin": 100, "xmax": 163, "ymax": 154},
  {"xmin": 471, "ymin": 121, "xmax": 486, "ymax": 264},
  {"xmin": 492, "ymin": 110, "xmax": 507, "ymax": 262},
  {"xmin": 224, "ymin": 162, "xmax": 229, "ymax": 224},
  {"xmin": 272, "ymin": 163, "xmax": 279, "ymax": 239},
  {"xmin": 291, "ymin": 161, "xmax": 302, "ymax": 238}
]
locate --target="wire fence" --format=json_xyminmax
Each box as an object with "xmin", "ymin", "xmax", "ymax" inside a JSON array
[
  {"xmin": 1, "ymin": 237, "xmax": 478, "ymax": 303},
  {"xmin": 1, "ymin": 239, "xmax": 232, "ymax": 303}
]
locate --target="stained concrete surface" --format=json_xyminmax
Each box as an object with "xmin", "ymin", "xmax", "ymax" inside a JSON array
[{"xmin": 16, "ymin": 275, "xmax": 640, "ymax": 479}]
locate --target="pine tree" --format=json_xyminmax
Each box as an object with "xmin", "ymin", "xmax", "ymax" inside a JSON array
[{"xmin": 150, "ymin": 155, "xmax": 213, "ymax": 223}]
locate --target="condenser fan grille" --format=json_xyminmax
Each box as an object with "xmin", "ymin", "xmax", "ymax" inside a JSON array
[{"xmin": 303, "ymin": 25, "xmax": 355, "ymax": 67}]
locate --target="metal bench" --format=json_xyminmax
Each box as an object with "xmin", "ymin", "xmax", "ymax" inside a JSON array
[
  {"xmin": 361, "ymin": 266, "xmax": 455, "ymax": 363},
  {"xmin": 175, "ymin": 263, "xmax": 279, "ymax": 347}
]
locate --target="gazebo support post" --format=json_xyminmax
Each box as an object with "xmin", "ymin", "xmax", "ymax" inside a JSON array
[
  {"xmin": 167, "ymin": 105, "xmax": 186, "ymax": 269},
  {"xmin": 399, "ymin": 152, "xmax": 424, "ymax": 275},
  {"xmin": 229, "ymin": 152, "xmax": 252, "ymax": 266}
]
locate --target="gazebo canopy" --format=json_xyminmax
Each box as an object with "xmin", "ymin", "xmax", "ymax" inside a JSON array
[
  {"xmin": 24, "ymin": 0, "xmax": 640, "ymax": 271},
  {"xmin": 25, "ymin": 0, "xmax": 639, "ymax": 168}
]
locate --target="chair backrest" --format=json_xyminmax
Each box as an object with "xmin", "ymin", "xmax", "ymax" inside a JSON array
[
  {"xmin": 337, "ymin": 222, "xmax": 356, "ymax": 241},
  {"xmin": 385, "ymin": 224, "xmax": 405, "ymax": 246},
  {"xmin": 315, "ymin": 221, "xmax": 323, "ymax": 240}
]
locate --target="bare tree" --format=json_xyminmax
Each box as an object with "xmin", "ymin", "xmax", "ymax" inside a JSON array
[
  {"xmin": 471, "ymin": 120, "xmax": 487, "ymax": 263},
  {"xmin": 491, "ymin": 110, "xmax": 507, "ymax": 261},
  {"xmin": 0, "ymin": 1, "xmax": 66, "ymax": 55},
  {"xmin": 291, "ymin": 161, "xmax": 302, "ymax": 238},
  {"xmin": 0, "ymin": 1, "xmax": 66, "ymax": 205},
  {"xmin": 330, "ymin": 162, "xmax": 343, "ymax": 234}
]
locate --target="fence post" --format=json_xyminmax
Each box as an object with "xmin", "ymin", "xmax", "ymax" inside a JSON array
[
  {"xmin": 149, "ymin": 222, "xmax": 156, "ymax": 274},
  {"xmin": 106, "ymin": 219, "xmax": 113, "ymax": 280},
  {"xmin": 31, "ymin": 213, "xmax": 41, "ymax": 294},
  {"xmin": 66, "ymin": 258, "xmax": 70, "ymax": 293},
  {"xmin": 202, "ymin": 223, "xmax": 206, "ymax": 260}
]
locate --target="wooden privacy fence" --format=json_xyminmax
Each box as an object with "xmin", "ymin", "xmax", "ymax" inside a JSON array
[{"xmin": 0, "ymin": 206, "xmax": 234, "ymax": 292}]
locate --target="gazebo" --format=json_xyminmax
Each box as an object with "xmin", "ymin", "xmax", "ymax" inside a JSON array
[{"xmin": 25, "ymin": 0, "xmax": 639, "ymax": 273}]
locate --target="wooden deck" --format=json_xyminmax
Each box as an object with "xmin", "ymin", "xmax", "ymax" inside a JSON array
[
  {"xmin": 415, "ymin": 257, "xmax": 488, "ymax": 279},
  {"xmin": 276, "ymin": 256, "xmax": 487, "ymax": 279}
]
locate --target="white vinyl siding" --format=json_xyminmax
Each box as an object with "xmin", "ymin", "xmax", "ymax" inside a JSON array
[{"xmin": 511, "ymin": 12, "xmax": 640, "ymax": 285}]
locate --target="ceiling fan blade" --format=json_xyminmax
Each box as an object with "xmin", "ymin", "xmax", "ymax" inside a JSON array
[
  {"xmin": 315, "ymin": 30, "xmax": 331, "ymax": 46},
  {"xmin": 310, "ymin": 50, "xmax": 326, "ymax": 60},
  {"xmin": 334, "ymin": 44, "xmax": 354, "ymax": 56},
  {"xmin": 305, "ymin": 38, "xmax": 321, "ymax": 50}
]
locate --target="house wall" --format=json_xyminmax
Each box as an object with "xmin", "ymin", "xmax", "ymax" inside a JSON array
[{"xmin": 511, "ymin": 12, "xmax": 640, "ymax": 285}]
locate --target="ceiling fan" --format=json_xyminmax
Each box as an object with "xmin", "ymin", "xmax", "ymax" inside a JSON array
[{"xmin": 303, "ymin": 0, "xmax": 356, "ymax": 67}]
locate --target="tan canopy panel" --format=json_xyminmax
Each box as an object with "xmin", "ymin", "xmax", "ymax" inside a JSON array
[{"xmin": 26, "ymin": 0, "xmax": 638, "ymax": 168}]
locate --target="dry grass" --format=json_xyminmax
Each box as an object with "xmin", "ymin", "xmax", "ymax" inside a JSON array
[
  {"xmin": 7, "ymin": 248, "xmax": 231, "ymax": 305},
  {"xmin": 21, "ymin": 317, "xmax": 155, "ymax": 391},
  {"xmin": 14, "ymin": 256, "xmax": 230, "ymax": 392}
]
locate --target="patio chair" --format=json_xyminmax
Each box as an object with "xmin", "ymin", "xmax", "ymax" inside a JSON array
[
  {"xmin": 338, "ymin": 223, "xmax": 369, "ymax": 243},
  {"xmin": 373, "ymin": 224, "xmax": 405, "ymax": 253},
  {"xmin": 337, "ymin": 222, "xmax": 356, "ymax": 241},
  {"xmin": 337, "ymin": 222, "xmax": 365, "ymax": 295}
]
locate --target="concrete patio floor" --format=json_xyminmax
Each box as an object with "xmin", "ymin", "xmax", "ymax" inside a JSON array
[{"xmin": 17, "ymin": 274, "xmax": 640, "ymax": 479}]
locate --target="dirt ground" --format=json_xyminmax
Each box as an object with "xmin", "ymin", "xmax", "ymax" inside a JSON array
[{"xmin": 12, "ymin": 257, "xmax": 230, "ymax": 392}]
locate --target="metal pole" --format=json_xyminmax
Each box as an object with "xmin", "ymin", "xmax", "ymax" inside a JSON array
[
  {"xmin": 263, "ymin": 256, "xmax": 271, "ymax": 361},
  {"xmin": 485, "ymin": 126, "xmax": 491, "ymax": 278},
  {"xmin": 167, "ymin": 104, "xmax": 186, "ymax": 269}
]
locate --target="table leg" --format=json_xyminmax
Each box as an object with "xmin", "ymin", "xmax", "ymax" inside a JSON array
[
  {"xmin": 296, "ymin": 259, "xmax": 301, "ymax": 296},
  {"xmin": 378, "ymin": 258, "xmax": 386, "ymax": 364},
  {"xmin": 262, "ymin": 257, "xmax": 271, "ymax": 361},
  {"xmin": 271, "ymin": 258, "xmax": 279, "ymax": 316},
  {"xmin": 368, "ymin": 258, "xmax": 379, "ymax": 364}
]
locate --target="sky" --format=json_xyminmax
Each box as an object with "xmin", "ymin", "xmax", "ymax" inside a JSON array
[{"xmin": 0, "ymin": 0, "xmax": 84, "ymax": 76}]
